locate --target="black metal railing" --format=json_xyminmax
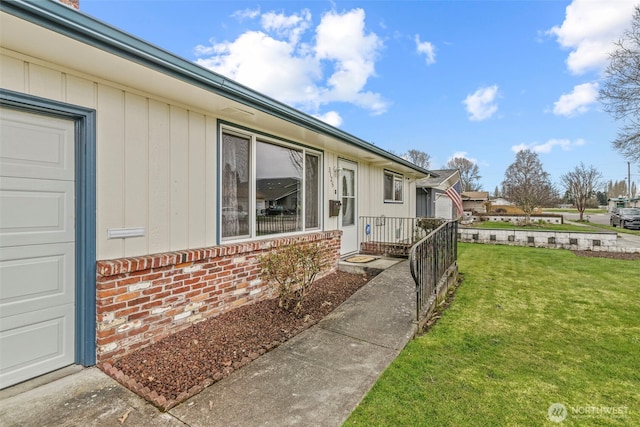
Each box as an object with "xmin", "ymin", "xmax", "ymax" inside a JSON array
[
  {"xmin": 359, "ymin": 216, "xmax": 446, "ymax": 257},
  {"xmin": 409, "ymin": 220, "xmax": 458, "ymax": 322},
  {"xmin": 256, "ymin": 215, "xmax": 301, "ymax": 235}
]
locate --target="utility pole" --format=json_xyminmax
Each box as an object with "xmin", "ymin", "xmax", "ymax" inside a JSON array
[{"xmin": 628, "ymin": 161, "xmax": 632, "ymax": 199}]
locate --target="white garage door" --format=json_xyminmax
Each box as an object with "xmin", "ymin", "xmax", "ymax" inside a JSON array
[{"xmin": 0, "ymin": 107, "xmax": 76, "ymax": 389}]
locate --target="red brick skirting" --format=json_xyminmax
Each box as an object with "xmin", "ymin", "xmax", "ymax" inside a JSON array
[{"xmin": 96, "ymin": 231, "xmax": 341, "ymax": 363}]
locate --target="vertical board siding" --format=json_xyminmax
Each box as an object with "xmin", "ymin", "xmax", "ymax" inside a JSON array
[
  {"xmin": 2, "ymin": 53, "xmax": 227, "ymax": 260},
  {"xmin": 123, "ymin": 92, "xmax": 149, "ymax": 257},
  {"xmin": 360, "ymin": 164, "xmax": 414, "ymax": 219},
  {"xmin": 1, "ymin": 52, "xmax": 417, "ymax": 261},
  {"xmin": 66, "ymin": 75, "xmax": 97, "ymax": 108},
  {"xmin": 28, "ymin": 63, "xmax": 63, "ymax": 101},
  {"xmin": 324, "ymin": 152, "xmax": 339, "ymax": 230},
  {"xmin": 204, "ymin": 116, "xmax": 217, "ymax": 246},
  {"xmin": 148, "ymin": 99, "xmax": 171, "ymax": 254},
  {"xmin": 0, "ymin": 54, "xmax": 25, "ymax": 91},
  {"xmin": 169, "ymin": 106, "xmax": 189, "ymax": 252},
  {"xmin": 96, "ymin": 85, "xmax": 125, "ymax": 259},
  {"xmin": 187, "ymin": 111, "xmax": 206, "ymax": 248}
]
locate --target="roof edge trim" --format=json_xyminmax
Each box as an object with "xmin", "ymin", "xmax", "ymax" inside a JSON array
[{"xmin": 1, "ymin": 0, "xmax": 435, "ymax": 176}]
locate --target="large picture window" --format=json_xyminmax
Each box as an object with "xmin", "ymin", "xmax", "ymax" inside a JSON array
[
  {"xmin": 221, "ymin": 127, "xmax": 322, "ymax": 240},
  {"xmin": 384, "ymin": 170, "xmax": 404, "ymax": 203}
]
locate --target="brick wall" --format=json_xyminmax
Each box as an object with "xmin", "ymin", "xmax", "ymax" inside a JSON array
[{"xmin": 96, "ymin": 231, "xmax": 341, "ymax": 363}]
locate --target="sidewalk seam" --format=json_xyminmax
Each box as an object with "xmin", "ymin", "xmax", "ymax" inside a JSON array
[{"xmin": 318, "ymin": 323, "xmax": 417, "ymax": 352}]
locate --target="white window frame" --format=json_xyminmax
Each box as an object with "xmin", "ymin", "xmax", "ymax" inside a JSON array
[
  {"xmin": 219, "ymin": 124, "xmax": 323, "ymax": 242},
  {"xmin": 384, "ymin": 170, "xmax": 404, "ymax": 203}
]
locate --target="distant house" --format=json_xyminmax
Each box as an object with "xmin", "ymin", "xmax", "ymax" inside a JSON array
[
  {"xmin": 0, "ymin": 1, "xmax": 434, "ymax": 388},
  {"xmin": 256, "ymin": 177, "xmax": 300, "ymax": 213},
  {"xmin": 608, "ymin": 197, "xmax": 640, "ymax": 211},
  {"xmin": 461, "ymin": 191, "xmax": 490, "ymax": 213},
  {"xmin": 416, "ymin": 169, "xmax": 462, "ymax": 219},
  {"xmin": 490, "ymin": 197, "xmax": 513, "ymax": 207}
]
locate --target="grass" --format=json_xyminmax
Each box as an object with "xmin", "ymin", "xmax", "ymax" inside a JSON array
[
  {"xmin": 590, "ymin": 223, "xmax": 640, "ymax": 237},
  {"xmin": 544, "ymin": 208, "xmax": 608, "ymax": 214},
  {"xmin": 469, "ymin": 218, "xmax": 640, "ymax": 236},
  {"xmin": 345, "ymin": 244, "xmax": 640, "ymax": 426}
]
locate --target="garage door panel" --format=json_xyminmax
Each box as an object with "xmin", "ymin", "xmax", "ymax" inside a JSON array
[
  {"xmin": 0, "ymin": 305, "xmax": 74, "ymax": 388},
  {"xmin": 0, "ymin": 177, "xmax": 74, "ymax": 247},
  {"xmin": 0, "ymin": 108, "xmax": 74, "ymax": 181},
  {"xmin": 0, "ymin": 243, "xmax": 74, "ymax": 318},
  {"xmin": 0, "ymin": 107, "xmax": 76, "ymax": 389}
]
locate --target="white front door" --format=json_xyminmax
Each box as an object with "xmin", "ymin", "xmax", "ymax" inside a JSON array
[
  {"xmin": 0, "ymin": 108, "xmax": 76, "ymax": 389},
  {"xmin": 338, "ymin": 159, "xmax": 357, "ymax": 255}
]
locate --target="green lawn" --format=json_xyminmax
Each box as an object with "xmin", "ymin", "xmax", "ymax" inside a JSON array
[
  {"xmin": 544, "ymin": 208, "xmax": 609, "ymax": 214},
  {"xmin": 345, "ymin": 244, "xmax": 640, "ymax": 426},
  {"xmin": 471, "ymin": 218, "xmax": 640, "ymax": 237},
  {"xmin": 589, "ymin": 223, "xmax": 640, "ymax": 237}
]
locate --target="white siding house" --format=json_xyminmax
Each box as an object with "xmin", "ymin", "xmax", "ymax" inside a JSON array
[{"xmin": 0, "ymin": 0, "xmax": 432, "ymax": 388}]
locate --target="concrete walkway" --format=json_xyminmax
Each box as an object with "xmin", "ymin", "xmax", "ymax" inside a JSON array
[{"xmin": 0, "ymin": 260, "xmax": 417, "ymax": 427}]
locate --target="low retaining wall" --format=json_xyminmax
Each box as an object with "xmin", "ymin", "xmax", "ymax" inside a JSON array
[
  {"xmin": 95, "ymin": 230, "xmax": 341, "ymax": 363},
  {"xmin": 472, "ymin": 213, "xmax": 563, "ymax": 224},
  {"xmin": 458, "ymin": 227, "xmax": 617, "ymax": 251}
]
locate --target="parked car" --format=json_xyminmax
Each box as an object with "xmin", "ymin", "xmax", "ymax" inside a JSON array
[
  {"xmin": 265, "ymin": 205, "xmax": 288, "ymax": 216},
  {"xmin": 610, "ymin": 208, "xmax": 640, "ymax": 229}
]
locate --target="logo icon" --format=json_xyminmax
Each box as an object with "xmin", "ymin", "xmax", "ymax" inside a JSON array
[{"xmin": 548, "ymin": 403, "xmax": 568, "ymax": 423}]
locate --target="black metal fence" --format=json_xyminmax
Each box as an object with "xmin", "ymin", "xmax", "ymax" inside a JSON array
[
  {"xmin": 359, "ymin": 216, "xmax": 446, "ymax": 256},
  {"xmin": 409, "ymin": 220, "xmax": 458, "ymax": 322},
  {"xmin": 256, "ymin": 215, "xmax": 300, "ymax": 235}
]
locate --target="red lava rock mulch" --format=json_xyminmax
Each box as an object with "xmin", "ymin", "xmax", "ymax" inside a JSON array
[{"xmin": 101, "ymin": 270, "xmax": 372, "ymax": 411}]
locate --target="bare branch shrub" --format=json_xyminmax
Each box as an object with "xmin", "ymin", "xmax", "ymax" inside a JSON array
[{"xmin": 259, "ymin": 244, "xmax": 328, "ymax": 314}]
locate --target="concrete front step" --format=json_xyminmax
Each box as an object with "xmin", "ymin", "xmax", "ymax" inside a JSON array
[{"xmin": 338, "ymin": 255, "xmax": 403, "ymax": 276}]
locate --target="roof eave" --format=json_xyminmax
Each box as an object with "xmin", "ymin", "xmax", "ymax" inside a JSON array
[{"xmin": 1, "ymin": 0, "xmax": 435, "ymax": 178}]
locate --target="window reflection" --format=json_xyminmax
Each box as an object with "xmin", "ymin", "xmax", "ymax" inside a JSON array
[
  {"xmin": 221, "ymin": 133, "xmax": 250, "ymax": 238},
  {"xmin": 256, "ymin": 140, "xmax": 302, "ymax": 235}
]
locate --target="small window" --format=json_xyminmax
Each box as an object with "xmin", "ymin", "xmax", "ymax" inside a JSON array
[{"xmin": 384, "ymin": 170, "xmax": 403, "ymax": 203}]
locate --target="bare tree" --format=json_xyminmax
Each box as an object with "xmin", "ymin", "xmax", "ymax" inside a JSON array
[
  {"xmin": 502, "ymin": 150, "xmax": 556, "ymax": 223},
  {"xmin": 404, "ymin": 149, "xmax": 431, "ymax": 169},
  {"xmin": 607, "ymin": 179, "xmax": 629, "ymax": 198},
  {"xmin": 599, "ymin": 5, "xmax": 640, "ymax": 163},
  {"xmin": 446, "ymin": 157, "xmax": 482, "ymax": 191},
  {"xmin": 493, "ymin": 185, "xmax": 500, "ymax": 199},
  {"xmin": 560, "ymin": 163, "xmax": 603, "ymax": 221}
]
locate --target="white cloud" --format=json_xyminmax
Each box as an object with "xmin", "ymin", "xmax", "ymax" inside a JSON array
[
  {"xmin": 314, "ymin": 9, "xmax": 387, "ymax": 114},
  {"xmin": 415, "ymin": 34, "xmax": 436, "ymax": 65},
  {"xmin": 547, "ymin": 0, "xmax": 635, "ymax": 74},
  {"xmin": 463, "ymin": 85, "xmax": 499, "ymax": 121},
  {"xmin": 313, "ymin": 110, "xmax": 343, "ymax": 127},
  {"xmin": 261, "ymin": 9, "xmax": 311, "ymax": 44},
  {"xmin": 449, "ymin": 151, "xmax": 478, "ymax": 164},
  {"xmin": 512, "ymin": 138, "xmax": 586, "ymax": 154},
  {"xmin": 552, "ymin": 82, "xmax": 599, "ymax": 116},
  {"xmin": 194, "ymin": 7, "xmax": 387, "ymax": 124},
  {"xmin": 195, "ymin": 31, "xmax": 321, "ymax": 108},
  {"xmin": 232, "ymin": 8, "xmax": 261, "ymax": 21}
]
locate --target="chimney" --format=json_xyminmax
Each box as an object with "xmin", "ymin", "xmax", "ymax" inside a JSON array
[{"xmin": 58, "ymin": 0, "xmax": 80, "ymax": 9}]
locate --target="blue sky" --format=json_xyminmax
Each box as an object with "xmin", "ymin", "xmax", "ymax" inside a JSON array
[{"xmin": 81, "ymin": 0, "xmax": 638, "ymax": 193}]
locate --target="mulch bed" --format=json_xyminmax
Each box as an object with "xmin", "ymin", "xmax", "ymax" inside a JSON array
[
  {"xmin": 572, "ymin": 250, "xmax": 640, "ymax": 260},
  {"xmin": 101, "ymin": 270, "xmax": 372, "ymax": 411}
]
